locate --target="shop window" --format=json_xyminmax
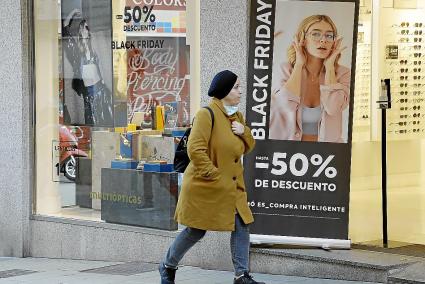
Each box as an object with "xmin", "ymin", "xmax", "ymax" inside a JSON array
[
  {"xmin": 350, "ymin": 0, "xmax": 425, "ymax": 245},
  {"xmin": 33, "ymin": 0, "xmax": 199, "ymax": 231}
]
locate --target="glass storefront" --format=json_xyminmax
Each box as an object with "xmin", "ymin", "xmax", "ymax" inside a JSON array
[
  {"xmin": 33, "ymin": 0, "xmax": 199, "ymax": 230},
  {"xmin": 33, "ymin": 0, "xmax": 425, "ymax": 244},
  {"xmin": 350, "ymin": 0, "xmax": 425, "ymax": 245}
]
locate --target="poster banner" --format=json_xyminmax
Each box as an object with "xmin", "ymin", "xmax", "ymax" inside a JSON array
[
  {"xmin": 126, "ymin": 36, "xmax": 191, "ymax": 126},
  {"xmin": 124, "ymin": 0, "xmax": 187, "ymax": 34},
  {"xmin": 245, "ymin": 0, "xmax": 358, "ymax": 241},
  {"xmin": 61, "ymin": 0, "xmax": 115, "ymax": 127}
]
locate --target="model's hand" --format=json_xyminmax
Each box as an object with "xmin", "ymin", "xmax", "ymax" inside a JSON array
[
  {"xmin": 232, "ymin": 121, "xmax": 245, "ymax": 135},
  {"xmin": 324, "ymin": 37, "xmax": 346, "ymax": 70},
  {"xmin": 293, "ymin": 37, "xmax": 307, "ymax": 67},
  {"xmin": 65, "ymin": 9, "xmax": 81, "ymax": 26},
  {"xmin": 72, "ymin": 9, "xmax": 81, "ymax": 17}
]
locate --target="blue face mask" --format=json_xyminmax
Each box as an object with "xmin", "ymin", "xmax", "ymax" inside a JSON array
[{"xmin": 224, "ymin": 105, "xmax": 239, "ymax": 116}]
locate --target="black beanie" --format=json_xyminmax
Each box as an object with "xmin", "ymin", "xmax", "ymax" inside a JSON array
[{"xmin": 208, "ymin": 70, "xmax": 238, "ymax": 99}]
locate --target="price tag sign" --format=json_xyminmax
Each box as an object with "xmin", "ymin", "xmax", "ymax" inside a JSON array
[{"xmin": 244, "ymin": 143, "xmax": 350, "ymax": 239}]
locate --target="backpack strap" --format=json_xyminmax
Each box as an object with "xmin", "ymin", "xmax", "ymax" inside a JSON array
[
  {"xmin": 203, "ymin": 106, "xmax": 214, "ymax": 129},
  {"xmin": 190, "ymin": 106, "xmax": 214, "ymax": 130}
]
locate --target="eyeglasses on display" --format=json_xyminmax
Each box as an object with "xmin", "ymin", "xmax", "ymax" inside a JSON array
[
  {"xmin": 400, "ymin": 106, "xmax": 420, "ymax": 111},
  {"xmin": 396, "ymin": 98, "xmax": 408, "ymax": 103}
]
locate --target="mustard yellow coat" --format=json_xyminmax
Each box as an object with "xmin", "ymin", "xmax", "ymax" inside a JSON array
[{"xmin": 174, "ymin": 98, "xmax": 256, "ymax": 231}]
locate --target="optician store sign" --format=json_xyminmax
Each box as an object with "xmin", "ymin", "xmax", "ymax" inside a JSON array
[{"xmin": 245, "ymin": 0, "xmax": 358, "ymax": 247}]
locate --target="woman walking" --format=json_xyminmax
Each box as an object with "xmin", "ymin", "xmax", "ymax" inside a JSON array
[{"xmin": 159, "ymin": 70, "xmax": 264, "ymax": 284}]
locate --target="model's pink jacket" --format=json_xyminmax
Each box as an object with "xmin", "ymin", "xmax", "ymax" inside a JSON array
[{"xmin": 269, "ymin": 62, "xmax": 351, "ymax": 143}]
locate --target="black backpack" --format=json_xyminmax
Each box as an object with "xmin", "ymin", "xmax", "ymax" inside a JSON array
[{"xmin": 174, "ymin": 107, "xmax": 214, "ymax": 173}]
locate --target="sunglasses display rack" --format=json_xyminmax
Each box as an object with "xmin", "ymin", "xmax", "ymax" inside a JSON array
[
  {"xmin": 353, "ymin": 43, "xmax": 371, "ymax": 132},
  {"xmin": 384, "ymin": 20, "xmax": 425, "ymax": 140},
  {"xmin": 352, "ymin": 7, "xmax": 372, "ymax": 142}
]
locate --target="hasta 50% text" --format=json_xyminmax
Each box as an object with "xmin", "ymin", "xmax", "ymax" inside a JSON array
[{"xmin": 255, "ymin": 153, "xmax": 337, "ymax": 179}]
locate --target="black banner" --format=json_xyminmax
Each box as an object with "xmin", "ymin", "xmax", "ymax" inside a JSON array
[{"xmin": 245, "ymin": 0, "xmax": 359, "ymax": 240}]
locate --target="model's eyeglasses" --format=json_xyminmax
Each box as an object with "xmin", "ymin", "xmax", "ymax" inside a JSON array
[{"xmin": 307, "ymin": 31, "xmax": 335, "ymax": 42}]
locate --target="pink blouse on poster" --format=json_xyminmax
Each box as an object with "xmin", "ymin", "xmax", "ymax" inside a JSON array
[{"xmin": 269, "ymin": 62, "xmax": 351, "ymax": 143}]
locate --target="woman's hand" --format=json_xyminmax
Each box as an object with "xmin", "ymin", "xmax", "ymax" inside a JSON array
[
  {"xmin": 324, "ymin": 37, "xmax": 347, "ymax": 70},
  {"xmin": 293, "ymin": 37, "xmax": 307, "ymax": 67},
  {"xmin": 232, "ymin": 121, "xmax": 245, "ymax": 135}
]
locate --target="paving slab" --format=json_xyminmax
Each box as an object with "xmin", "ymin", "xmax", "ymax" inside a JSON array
[
  {"xmin": 251, "ymin": 248, "xmax": 420, "ymax": 270},
  {"xmin": 0, "ymin": 257, "xmax": 379, "ymax": 284},
  {"xmin": 388, "ymin": 262, "xmax": 425, "ymax": 284}
]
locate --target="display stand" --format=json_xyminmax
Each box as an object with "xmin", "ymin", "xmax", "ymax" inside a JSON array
[
  {"xmin": 377, "ymin": 79, "xmax": 391, "ymax": 248},
  {"xmin": 101, "ymin": 168, "xmax": 178, "ymax": 230}
]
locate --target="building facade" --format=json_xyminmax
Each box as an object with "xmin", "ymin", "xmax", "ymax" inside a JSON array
[{"xmin": 1, "ymin": 0, "xmax": 425, "ymax": 272}]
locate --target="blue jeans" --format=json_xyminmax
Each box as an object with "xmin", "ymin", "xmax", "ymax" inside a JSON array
[{"xmin": 162, "ymin": 214, "xmax": 250, "ymax": 276}]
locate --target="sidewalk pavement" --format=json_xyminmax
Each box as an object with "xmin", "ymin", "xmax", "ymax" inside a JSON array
[{"xmin": 0, "ymin": 257, "xmax": 379, "ymax": 284}]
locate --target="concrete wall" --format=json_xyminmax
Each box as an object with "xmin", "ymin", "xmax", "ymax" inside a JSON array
[
  {"xmin": 200, "ymin": 0, "xmax": 249, "ymax": 114},
  {"xmin": 0, "ymin": 0, "xmax": 31, "ymax": 257},
  {"xmin": 30, "ymin": 216, "xmax": 234, "ymax": 271}
]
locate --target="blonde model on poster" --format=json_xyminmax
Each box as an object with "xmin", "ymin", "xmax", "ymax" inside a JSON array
[{"xmin": 269, "ymin": 15, "xmax": 351, "ymax": 143}]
